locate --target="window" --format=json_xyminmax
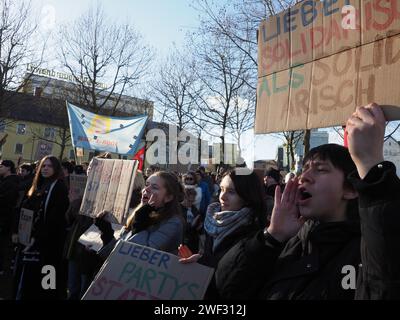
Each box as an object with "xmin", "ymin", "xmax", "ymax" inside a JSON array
[
  {"xmin": 69, "ymin": 149, "xmax": 75, "ymax": 160},
  {"xmin": 17, "ymin": 124, "xmax": 26, "ymax": 135},
  {"xmin": 15, "ymin": 143, "xmax": 23, "ymax": 154},
  {"xmin": 0, "ymin": 120, "xmax": 5, "ymax": 132},
  {"xmin": 44, "ymin": 127, "xmax": 55, "ymax": 139}
]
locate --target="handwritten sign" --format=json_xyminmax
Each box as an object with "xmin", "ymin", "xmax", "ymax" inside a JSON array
[
  {"xmin": 69, "ymin": 174, "xmax": 87, "ymax": 202},
  {"xmin": 18, "ymin": 208, "xmax": 34, "ymax": 246},
  {"xmin": 256, "ymin": 0, "xmax": 400, "ymax": 133},
  {"xmin": 79, "ymin": 158, "xmax": 138, "ymax": 224},
  {"xmin": 82, "ymin": 241, "xmax": 214, "ymax": 300}
]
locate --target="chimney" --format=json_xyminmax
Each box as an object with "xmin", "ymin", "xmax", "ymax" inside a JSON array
[{"xmin": 33, "ymin": 87, "xmax": 43, "ymax": 97}]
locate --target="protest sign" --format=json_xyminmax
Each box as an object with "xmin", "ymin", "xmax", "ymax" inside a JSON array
[
  {"xmin": 256, "ymin": 0, "xmax": 400, "ymax": 133},
  {"xmin": 82, "ymin": 241, "xmax": 214, "ymax": 300},
  {"xmin": 80, "ymin": 158, "xmax": 138, "ymax": 224},
  {"xmin": 18, "ymin": 208, "xmax": 34, "ymax": 246},
  {"xmin": 69, "ymin": 174, "xmax": 88, "ymax": 202}
]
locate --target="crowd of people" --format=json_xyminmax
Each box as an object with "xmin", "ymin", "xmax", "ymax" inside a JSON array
[{"xmin": 0, "ymin": 103, "xmax": 399, "ymax": 300}]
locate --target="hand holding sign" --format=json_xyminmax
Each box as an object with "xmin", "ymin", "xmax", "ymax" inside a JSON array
[
  {"xmin": 346, "ymin": 103, "xmax": 386, "ymax": 179},
  {"xmin": 267, "ymin": 178, "xmax": 305, "ymax": 243}
]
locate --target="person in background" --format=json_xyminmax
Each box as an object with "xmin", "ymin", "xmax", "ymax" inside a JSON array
[
  {"xmin": 61, "ymin": 161, "xmax": 74, "ymax": 191},
  {"xmin": 81, "ymin": 162, "xmax": 90, "ymax": 175},
  {"xmin": 198, "ymin": 166, "xmax": 213, "ymax": 196},
  {"xmin": 264, "ymin": 167, "xmax": 282, "ymax": 198},
  {"xmin": 210, "ymin": 173, "xmax": 220, "ymax": 203},
  {"xmin": 183, "ymin": 171, "xmax": 202, "ymax": 212},
  {"xmin": 73, "ymin": 165, "xmax": 85, "ymax": 175},
  {"xmin": 0, "ymin": 160, "xmax": 19, "ymax": 276},
  {"xmin": 16, "ymin": 155, "xmax": 69, "ymax": 300},
  {"xmin": 196, "ymin": 169, "xmax": 211, "ymax": 217},
  {"xmin": 181, "ymin": 187, "xmax": 202, "ymax": 253}
]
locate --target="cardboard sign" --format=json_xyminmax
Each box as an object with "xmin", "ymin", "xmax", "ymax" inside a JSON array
[
  {"xmin": 69, "ymin": 174, "xmax": 88, "ymax": 202},
  {"xmin": 80, "ymin": 158, "xmax": 138, "ymax": 224},
  {"xmin": 82, "ymin": 241, "xmax": 214, "ymax": 300},
  {"xmin": 18, "ymin": 208, "xmax": 34, "ymax": 246},
  {"xmin": 256, "ymin": 0, "xmax": 400, "ymax": 133}
]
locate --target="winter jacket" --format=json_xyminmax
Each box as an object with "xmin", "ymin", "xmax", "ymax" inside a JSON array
[
  {"xmin": 215, "ymin": 161, "xmax": 400, "ymax": 300},
  {"xmin": 216, "ymin": 220, "xmax": 360, "ymax": 300},
  {"xmin": 17, "ymin": 179, "xmax": 69, "ymax": 300},
  {"xmin": 199, "ymin": 206, "xmax": 262, "ymax": 300},
  {"xmin": 0, "ymin": 174, "xmax": 20, "ymax": 230},
  {"xmin": 22, "ymin": 179, "xmax": 70, "ymax": 265},
  {"xmin": 98, "ymin": 214, "xmax": 184, "ymax": 259},
  {"xmin": 350, "ymin": 161, "xmax": 400, "ymax": 299}
]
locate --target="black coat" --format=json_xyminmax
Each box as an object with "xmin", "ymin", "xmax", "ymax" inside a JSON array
[
  {"xmin": 216, "ymin": 161, "xmax": 400, "ymax": 300},
  {"xmin": 0, "ymin": 174, "xmax": 20, "ymax": 229},
  {"xmin": 200, "ymin": 222, "xmax": 260, "ymax": 300},
  {"xmin": 350, "ymin": 161, "xmax": 400, "ymax": 299},
  {"xmin": 17, "ymin": 179, "xmax": 69, "ymax": 300},
  {"xmin": 216, "ymin": 220, "xmax": 360, "ymax": 300}
]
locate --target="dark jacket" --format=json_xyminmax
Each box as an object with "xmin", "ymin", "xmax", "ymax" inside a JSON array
[
  {"xmin": 216, "ymin": 161, "xmax": 400, "ymax": 300},
  {"xmin": 22, "ymin": 179, "xmax": 70, "ymax": 265},
  {"xmin": 17, "ymin": 179, "xmax": 69, "ymax": 300},
  {"xmin": 0, "ymin": 174, "xmax": 20, "ymax": 229},
  {"xmin": 181, "ymin": 204, "xmax": 202, "ymax": 253},
  {"xmin": 216, "ymin": 220, "xmax": 360, "ymax": 300},
  {"xmin": 350, "ymin": 161, "xmax": 400, "ymax": 299},
  {"xmin": 200, "ymin": 220, "xmax": 261, "ymax": 300}
]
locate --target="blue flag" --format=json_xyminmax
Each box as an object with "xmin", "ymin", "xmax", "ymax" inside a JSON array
[{"xmin": 66, "ymin": 102, "xmax": 148, "ymax": 155}]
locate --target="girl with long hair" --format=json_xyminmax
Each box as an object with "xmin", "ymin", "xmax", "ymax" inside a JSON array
[{"xmin": 16, "ymin": 155, "xmax": 69, "ymax": 300}]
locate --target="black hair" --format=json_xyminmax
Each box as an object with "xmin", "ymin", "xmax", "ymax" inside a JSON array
[
  {"xmin": 74, "ymin": 165, "xmax": 85, "ymax": 175},
  {"xmin": 0, "ymin": 160, "xmax": 16, "ymax": 174},
  {"xmin": 303, "ymin": 144, "xmax": 358, "ymax": 220},
  {"xmin": 223, "ymin": 169, "xmax": 267, "ymax": 228},
  {"xmin": 62, "ymin": 161, "xmax": 74, "ymax": 174},
  {"xmin": 303, "ymin": 144, "xmax": 356, "ymax": 188}
]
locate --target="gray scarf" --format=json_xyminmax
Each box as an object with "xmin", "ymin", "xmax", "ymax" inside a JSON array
[{"xmin": 204, "ymin": 202, "xmax": 254, "ymax": 252}]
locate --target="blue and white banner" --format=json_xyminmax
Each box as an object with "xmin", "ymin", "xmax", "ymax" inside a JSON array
[{"xmin": 66, "ymin": 102, "xmax": 148, "ymax": 155}]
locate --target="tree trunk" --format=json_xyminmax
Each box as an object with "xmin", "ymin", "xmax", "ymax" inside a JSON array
[
  {"xmin": 221, "ymin": 128, "xmax": 225, "ymax": 165},
  {"xmin": 59, "ymin": 128, "xmax": 67, "ymax": 160},
  {"xmin": 289, "ymin": 136, "xmax": 296, "ymax": 171},
  {"xmin": 303, "ymin": 129, "xmax": 311, "ymax": 155},
  {"xmin": 286, "ymin": 143, "xmax": 290, "ymax": 171}
]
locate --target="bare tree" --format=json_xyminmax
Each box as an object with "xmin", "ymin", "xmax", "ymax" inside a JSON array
[
  {"xmin": 272, "ymin": 130, "xmax": 303, "ymax": 170},
  {"xmin": 188, "ymin": 27, "xmax": 254, "ymax": 164},
  {"xmin": 31, "ymin": 126, "xmax": 71, "ymax": 161},
  {"xmin": 192, "ymin": 0, "xmax": 307, "ymax": 161},
  {"xmin": 152, "ymin": 48, "xmax": 201, "ymax": 131},
  {"xmin": 59, "ymin": 4, "xmax": 153, "ymax": 114},
  {"xmin": 0, "ymin": 0, "xmax": 45, "ymax": 112},
  {"xmin": 228, "ymin": 92, "xmax": 255, "ymax": 157}
]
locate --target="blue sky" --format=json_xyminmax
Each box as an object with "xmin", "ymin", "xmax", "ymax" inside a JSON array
[{"xmin": 36, "ymin": 0, "xmax": 199, "ymax": 56}]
